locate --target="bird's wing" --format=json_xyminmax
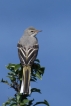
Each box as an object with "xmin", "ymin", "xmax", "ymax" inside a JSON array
[{"xmin": 17, "ymin": 43, "xmax": 39, "ymax": 65}]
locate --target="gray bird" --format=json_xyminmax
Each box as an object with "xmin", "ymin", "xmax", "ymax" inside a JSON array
[{"xmin": 17, "ymin": 27, "xmax": 41, "ymax": 94}]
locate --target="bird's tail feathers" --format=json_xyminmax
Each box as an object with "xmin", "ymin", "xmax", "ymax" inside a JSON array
[{"xmin": 20, "ymin": 66, "xmax": 31, "ymax": 94}]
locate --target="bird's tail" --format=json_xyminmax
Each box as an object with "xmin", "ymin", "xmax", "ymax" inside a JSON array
[{"xmin": 20, "ymin": 66, "xmax": 31, "ymax": 94}]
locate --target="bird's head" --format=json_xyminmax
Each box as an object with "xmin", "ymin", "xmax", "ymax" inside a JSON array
[{"xmin": 24, "ymin": 27, "xmax": 42, "ymax": 37}]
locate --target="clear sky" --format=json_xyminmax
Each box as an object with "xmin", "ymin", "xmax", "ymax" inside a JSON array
[{"xmin": 0, "ymin": 0, "xmax": 71, "ymax": 106}]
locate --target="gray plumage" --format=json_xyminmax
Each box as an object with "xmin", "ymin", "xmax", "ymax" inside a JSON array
[{"xmin": 17, "ymin": 27, "xmax": 41, "ymax": 94}]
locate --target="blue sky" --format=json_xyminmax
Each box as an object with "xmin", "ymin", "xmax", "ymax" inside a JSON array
[{"xmin": 0, "ymin": 0, "xmax": 71, "ymax": 106}]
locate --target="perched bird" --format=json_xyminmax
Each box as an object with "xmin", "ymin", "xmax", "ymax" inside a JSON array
[{"xmin": 17, "ymin": 27, "xmax": 41, "ymax": 94}]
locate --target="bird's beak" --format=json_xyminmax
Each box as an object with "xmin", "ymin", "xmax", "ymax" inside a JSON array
[{"xmin": 36, "ymin": 30, "xmax": 42, "ymax": 33}]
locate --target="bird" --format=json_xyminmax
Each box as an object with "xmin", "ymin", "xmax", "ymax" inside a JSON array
[{"xmin": 17, "ymin": 27, "xmax": 42, "ymax": 94}]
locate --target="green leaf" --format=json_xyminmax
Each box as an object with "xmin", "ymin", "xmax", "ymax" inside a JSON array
[
  {"xmin": 7, "ymin": 76, "xmax": 16, "ymax": 82},
  {"xmin": 33, "ymin": 100, "xmax": 50, "ymax": 106},
  {"xmin": 10, "ymin": 103, "xmax": 17, "ymax": 106},
  {"xmin": 20, "ymin": 103, "xmax": 25, "ymax": 106},
  {"xmin": 17, "ymin": 94, "xmax": 20, "ymax": 101},
  {"xmin": 35, "ymin": 59, "xmax": 40, "ymax": 63},
  {"xmin": 9, "ymin": 97, "xmax": 16, "ymax": 101},
  {"xmin": 44, "ymin": 100, "xmax": 50, "ymax": 106},
  {"xmin": 35, "ymin": 71, "xmax": 42, "ymax": 80},
  {"xmin": 0, "ymin": 78, "xmax": 11, "ymax": 86},
  {"xmin": 6, "ymin": 63, "xmax": 16, "ymax": 70},
  {"xmin": 28, "ymin": 99, "xmax": 34, "ymax": 105},
  {"xmin": 31, "ymin": 75, "xmax": 37, "ymax": 82},
  {"xmin": 31, "ymin": 88, "xmax": 41, "ymax": 94},
  {"xmin": 2, "ymin": 103, "xmax": 6, "ymax": 106},
  {"xmin": 6, "ymin": 63, "xmax": 21, "ymax": 72},
  {"xmin": 14, "ymin": 64, "xmax": 21, "ymax": 71},
  {"xmin": 38, "ymin": 67, "xmax": 45, "ymax": 76},
  {"xmin": 8, "ymin": 72, "xmax": 16, "ymax": 76},
  {"xmin": 2, "ymin": 97, "xmax": 17, "ymax": 106},
  {"xmin": 23, "ymin": 99, "xmax": 29, "ymax": 104},
  {"xmin": 2, "ymin": 100, "xmax": 10, "ymax": 105}
]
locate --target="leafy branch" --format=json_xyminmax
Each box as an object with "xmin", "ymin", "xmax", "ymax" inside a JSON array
[{"xmin": 0, "ymin": 59, "xmax": 49, "ymax": 106}]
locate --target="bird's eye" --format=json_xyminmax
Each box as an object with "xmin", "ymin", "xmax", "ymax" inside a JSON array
[{"xmin": 31, "ymin": 31, "xmax": 34, "ymax": 32}]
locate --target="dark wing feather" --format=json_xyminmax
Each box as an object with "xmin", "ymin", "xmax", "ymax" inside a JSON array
[{"xmin": 17, "ymin": 43, "xmax": 39, "ymax": 66}]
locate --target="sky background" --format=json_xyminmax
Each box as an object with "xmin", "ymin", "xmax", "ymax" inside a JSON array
[{"xmin": 0, "ymin": 0, "xmax": 71, "ymax": 106}]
